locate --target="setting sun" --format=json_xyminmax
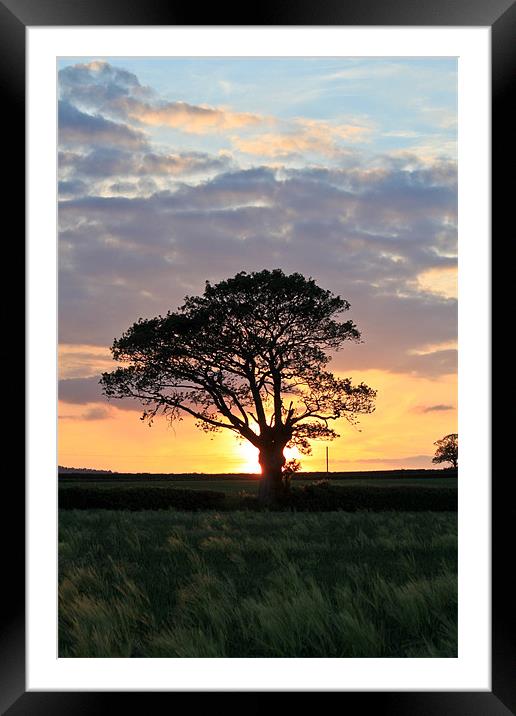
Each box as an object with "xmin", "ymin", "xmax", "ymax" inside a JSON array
[
  {"xmin": 234, "ymin": 441, "xmax": 260, "ymax": 473},
  {"xmin": 232, "ymin": 442, "xmax": 303, "ymax": 474}
]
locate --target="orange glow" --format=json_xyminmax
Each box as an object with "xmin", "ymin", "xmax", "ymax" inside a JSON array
[
  {"xmin": 230, "ymin": 443, "xmax": 302, "ymax": 474},
  {"xmin": 416, "ymin": 266, "xmax": 457, "ymax": 299},
  {"xmin": 234, "ymin": 441, "xmax": 260, "ymax": 473},
  {"xmin": 58, "ymin": 368, "xmax": 456, "ymax": 474}
]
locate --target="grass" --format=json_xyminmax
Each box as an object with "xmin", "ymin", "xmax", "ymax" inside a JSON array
[{"xmin": 59, "ymin": 509, "xmax": 457, "ymax": 658}]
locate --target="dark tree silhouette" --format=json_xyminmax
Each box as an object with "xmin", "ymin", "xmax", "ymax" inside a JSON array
[
  {"xmin": 100, "ymin": 269, "xmax": 376, "ymax": 502},
  {"xmin": 432, "ymin": 433, "xmax": 458, "ymax": 469},
  {"xmin": 282, "ymin": 457, "xmax": 302, "ymax": 493}
]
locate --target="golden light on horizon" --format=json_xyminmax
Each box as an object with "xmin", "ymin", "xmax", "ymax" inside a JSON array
[{"xmin": 59, "ymin": 369, "xmax": 456, "ymax": 474}]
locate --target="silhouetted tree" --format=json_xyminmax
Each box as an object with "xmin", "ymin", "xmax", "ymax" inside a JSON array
[
  {"xmin": 432, "ymin": 433, "xmax": 458, "ymax": 469},
  {"xmin": 101, "ymin": 269, "xmax": 376, "ymax": 502}
]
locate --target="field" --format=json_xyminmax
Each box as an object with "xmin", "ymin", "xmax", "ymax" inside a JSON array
[
  {"xmin": 59, "ymin": 508, "xmax": 457, "ymax": 658},
  {"xmin": 59, "ymin": 469, "xmax": 458, "ymax": 493},
  {"xmin": 59, "ymin": 476, "xmax": 457, "ymax": 493},
  {"xmin": 58, "ymin": 470, "xmax": 457, "ymax": 513}
]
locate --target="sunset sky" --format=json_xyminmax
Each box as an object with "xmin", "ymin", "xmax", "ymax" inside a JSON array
[{"xmin": 58, "ymin": 57, "xmax": 457, "ymax": 473}]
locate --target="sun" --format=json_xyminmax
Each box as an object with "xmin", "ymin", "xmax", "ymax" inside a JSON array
[
  {"xmin": 234, "ymin": 441, "xmax": 301, "ymax": 474},
  {"xmin": 235, "ymin": 442, "xmax": 260, "ymax": 473}
]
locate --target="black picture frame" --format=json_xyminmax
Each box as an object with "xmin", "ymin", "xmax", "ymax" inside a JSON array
[{"xmin": 4, "ymin": 0, "xmax": 510, "ymax": 711}]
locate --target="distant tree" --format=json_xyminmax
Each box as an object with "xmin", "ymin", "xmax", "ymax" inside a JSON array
[
  {"xmin": 101, "ymin": 269, "xmax": 376, "ymax": 502},
  {"xmin": 432, "ymin": 433, "xmax": 458, "ymax": 469}
]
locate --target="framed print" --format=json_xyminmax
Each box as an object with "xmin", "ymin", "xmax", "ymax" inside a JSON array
[{"xmin": 3, "ymin": 0, "xmax": 512, "ymax": 711}]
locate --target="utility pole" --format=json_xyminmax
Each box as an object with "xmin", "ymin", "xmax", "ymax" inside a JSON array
[{"xmin": 326, "ymin": 446, "xmax": 329, "ymax": 476}]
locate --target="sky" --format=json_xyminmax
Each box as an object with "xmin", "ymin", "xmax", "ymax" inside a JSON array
[{"xmin": 57, "ymin": 57, "xmax": 457, "ymax": 473}]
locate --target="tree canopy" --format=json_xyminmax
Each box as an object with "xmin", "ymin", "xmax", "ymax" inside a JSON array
[
  {"xmin": 432, "ymin": 433, "xmax": 458, "ymax": 469},
  {"xmin": 101, "ymin": 269, "xmax": 376, "ymax": 499}
]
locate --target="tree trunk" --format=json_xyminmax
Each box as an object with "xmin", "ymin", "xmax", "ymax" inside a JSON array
[{"xmin": 258, "ymin": 445, "xmax": 286, "ymax": 504}]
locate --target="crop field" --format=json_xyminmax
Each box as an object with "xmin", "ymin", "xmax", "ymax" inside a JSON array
[{"xmin": 59, "ymin": 509, "xmax": 457, "ymax": 658}]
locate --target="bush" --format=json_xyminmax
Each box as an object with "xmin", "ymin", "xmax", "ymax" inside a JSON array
[
  {"xmin": 59, "ymin": 486, "xmax": 226, "ymax": 511},
  {"xmin": 278, "ymin": 482, "xmax": 457, "ymax": 512},
  {"xmin": 59, "ymin": 482, "xmax": 457, "ymax": 512}
]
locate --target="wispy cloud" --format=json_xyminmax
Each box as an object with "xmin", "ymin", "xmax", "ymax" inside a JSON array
[
  {"xmin": 60, "ymin": 406, "xmax": 113, "ymax": 421},
  {"xmin": 118, "ymin": 97, "xmax": 265, "ymax": 133},
  {"xmin": 232, "ymin": 118, "xmax": 371, "ymax": 158},
  {"xmin": 418, "ymin": 404, "xmax": 454, "ymax": 413}
]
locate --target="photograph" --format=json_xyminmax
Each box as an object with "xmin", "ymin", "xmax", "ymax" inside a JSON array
[
  {"xmin": 57, "ymin": 55, "xmax": 459, "ymax": 659},
  {"xmin": 1, "ymin": 0, "xmax": 507, "ymax": 705}
]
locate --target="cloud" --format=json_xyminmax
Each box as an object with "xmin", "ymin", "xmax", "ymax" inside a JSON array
[
  {"xmin": 415, "ymin": 266, "xmax": 457, "ymax": 299},
  {"xmin": 58, "ymin": 100, "xmax": 148, "ymax": 150},
  {"xmin": 61, "ymin": 406, "xmax": 113, "ymax": 421},
  {"xmin": 117, "ymin": 97, "xmax": 264, "ymax": 133},
  {"xmin": 59, "ymin": 61, "xmax": 265, "ymax": 135},
  {"xmin": 59, "ymin": 376, "xmax": 143, "ymax": 412},
  {"xmin": 58, "ymin": 64, "xmax": 238, "ymax": 186},
  {"xmin": 232, "ymin": 118, "xmax": 371, "ymax": 158},
  {"xmin": 140, "ymin": 151, "xmax": 232, "ymax": 175},
  {"xmin": 59, "ymin": 60, "xmax": 153, "ymax": 111},
  {"xmin": 324, "ymin": 62, "xmax": 412, "ymax": 82},
  {"xmin": 58, "ymin": 161, "xmax": 457, "ymax": 377},
  {"xmin": 59, "ymin": 344, "xmax": 114, "ymax": 379},
  {"xmin": 418, "ymin": 404, "xmax": 454, "ymax": 413},
  {"xmin": 400, "ymin": 350, "xmax": 457, "ymax": 377},
  {"xmin": 58, "ymin": 61, "xmax": 457, "ymax": 379},
  {"xmin": 83, "ymin": 406, "xmax": 111, "ymax": 420},
  {"xmin": 60, "ymin": 147, "xmax": 232, "ymax": 180},
  {"xmin": 59, "ymin": 376, "xmax": 104, "ymax": 404},
  {"xmin": 58, "ymin": 179, "xmax": 87, "ymax": 197}
]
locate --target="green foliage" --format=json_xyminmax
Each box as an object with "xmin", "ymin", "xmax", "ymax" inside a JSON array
[{"xmin": 59, "ymin": 510, "xmax": 457, "ymax": 658}]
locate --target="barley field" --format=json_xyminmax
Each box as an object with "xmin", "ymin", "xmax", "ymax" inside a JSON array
[{"xmin": 59, "ymin": 509, "xmax": 457, "ymax": 658}]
